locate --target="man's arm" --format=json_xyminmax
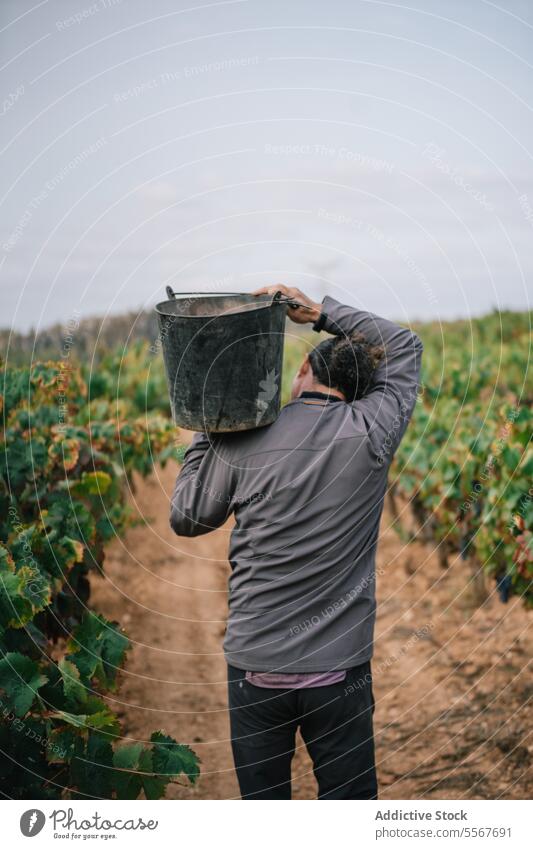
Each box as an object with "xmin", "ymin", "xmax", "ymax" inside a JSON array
[
  {"xmin": 318, "ymin": 296, "xmax": 424, "ymax": 462},
  {"xmin": 170, "ymin": 432, "xmax": 235, "ymax": 537}
]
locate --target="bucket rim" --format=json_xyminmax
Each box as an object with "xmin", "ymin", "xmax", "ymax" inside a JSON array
[{"xmin": 155, "ymin": 291, "xmax": 286, "ymax": 318}]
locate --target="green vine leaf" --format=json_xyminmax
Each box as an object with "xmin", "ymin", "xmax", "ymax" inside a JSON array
[{"xmin": 0, "ymin": 652, "xmax": 48, "ymax": 717}]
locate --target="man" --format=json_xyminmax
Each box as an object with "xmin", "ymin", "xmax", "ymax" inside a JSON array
[{"xmin": 170, "ymin": 285, "xmax": 424, "ymax": 799}]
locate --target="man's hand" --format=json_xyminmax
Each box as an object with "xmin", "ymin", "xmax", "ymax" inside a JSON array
[{"xmin": 252, "ymin": 285, "xmax": 322, "ymax": 325}]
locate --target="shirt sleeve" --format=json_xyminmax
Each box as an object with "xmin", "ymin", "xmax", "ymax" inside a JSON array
[
  {"xmin": 318, "ymin": 295, "xmax": 424, "ymax": 463},
  {"xmin": 169, "ymin": 432, "xmax": 236, "ymax": 537}
]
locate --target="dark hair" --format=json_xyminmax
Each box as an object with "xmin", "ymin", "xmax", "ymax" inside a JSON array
[{"xmin": 308, "ymin": 332, "xmax": 384, "ymax": 403}]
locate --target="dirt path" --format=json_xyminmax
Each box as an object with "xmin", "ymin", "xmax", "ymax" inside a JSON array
[{"xmin": 91, "ymin": 463, "xmax": 531, "ymax": 800}]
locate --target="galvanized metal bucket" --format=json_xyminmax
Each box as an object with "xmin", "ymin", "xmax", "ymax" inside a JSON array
[{"xmin": 155, "ymin": 289, "xmax": 289, "ymax": 432}]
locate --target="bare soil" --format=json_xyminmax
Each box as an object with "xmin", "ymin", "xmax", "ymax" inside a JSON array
[{"xmin": 91, "ymin": 462, "xmax": 531, "ymax": 800}]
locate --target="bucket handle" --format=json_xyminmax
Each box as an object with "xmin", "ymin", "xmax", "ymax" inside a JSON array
[
  {"xmin": 165, "ymin": 287, "xmax": 258, "ymax": 301},
  {"xmin": 164, "ymin": 287, "xmax": 302, "ymax": 309},
  {"xmin": 272, "ymin": 291, "xmax": 318, "ymax": 312}
]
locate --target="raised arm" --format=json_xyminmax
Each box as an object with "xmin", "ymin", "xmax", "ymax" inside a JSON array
[
  {"xmin": 170, "ymin": 433, "xmax": 236, "ymax": 537},
  {"xmin": 317, "ymin": 295, "xmax": 424, "ymax": 462},
  {"xmin": 253, "ymin": 285, "xmax": 423, "ymax": 464}
]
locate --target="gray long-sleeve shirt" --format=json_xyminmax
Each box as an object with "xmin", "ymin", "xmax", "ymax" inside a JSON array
[{"xmin": 170, "ymin": 296, "xmax": 424, "ymax": 672}]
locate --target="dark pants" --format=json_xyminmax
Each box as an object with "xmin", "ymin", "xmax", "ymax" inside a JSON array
[{"xmin": 227, "ymin": 662, "xmax": 377, "ymax": 800}]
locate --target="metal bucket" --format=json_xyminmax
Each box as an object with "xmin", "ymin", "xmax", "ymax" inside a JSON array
[{"xmin": 155, "ymin": 289, "xmax": 289, "ymax": 432}]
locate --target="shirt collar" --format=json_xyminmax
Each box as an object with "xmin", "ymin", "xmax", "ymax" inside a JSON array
[{"xmin": 299, "ymin": 391, "xmax": 344, "ymax": 403}]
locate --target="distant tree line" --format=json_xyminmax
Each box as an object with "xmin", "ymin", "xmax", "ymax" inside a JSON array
[{"xmin": 1, "ymin": 310, "xmax": 159, "ymax": 365}]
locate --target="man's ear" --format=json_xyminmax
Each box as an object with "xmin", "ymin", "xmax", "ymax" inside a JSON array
[{"xmin": 297, "ymin": 354, "xmax": 311, "ymax": 377}]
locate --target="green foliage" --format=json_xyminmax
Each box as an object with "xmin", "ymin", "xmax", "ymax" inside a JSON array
[
  {"xmin": 0, "ymin": 359, "xmax": 199, "ymax": 798},
  {"xmin": 0, "ymin": 653, "xmax": 47, "ymax": 716},
  {"xmin": 83, "ymin": 341, "xmax": 171, "ymax": 417},
  {"xmin": 66, "ymin": 613, "xmax": 129, "ymax": 691},
  {"xmin": 112, "ymin": 733, "xmax": 199, "ymax": 800},
  {"xmin": 390, "ymin": 311, "xmax": 532, "ymax": 606}
]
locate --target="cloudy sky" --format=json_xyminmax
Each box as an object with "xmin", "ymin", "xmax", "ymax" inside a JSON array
[{"xmin": 1, "ymin": 0, "xmax": 532, "ymax": 332}]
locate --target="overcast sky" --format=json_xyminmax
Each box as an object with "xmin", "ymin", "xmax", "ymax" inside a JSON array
[{"xmin": 1, "ymin": 0, "xmax": 532, "ymax": 332}]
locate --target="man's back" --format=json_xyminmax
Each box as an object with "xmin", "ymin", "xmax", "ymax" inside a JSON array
[{"xmin": 214, "ymin": 392, "xmax": 383, "ymax": 671}]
